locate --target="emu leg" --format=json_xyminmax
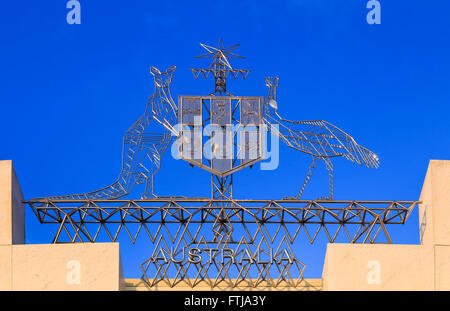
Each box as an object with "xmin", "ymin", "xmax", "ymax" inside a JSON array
[
  {"xmin": 284, "ymin": 157, "xmax": 319, "ymax": 200},
  {"xmin": 318, "ymin": 158, "xmax": 334, "ymax": 200}
]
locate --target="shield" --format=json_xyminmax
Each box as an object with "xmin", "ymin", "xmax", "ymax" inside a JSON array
[{"xmin": 178, "ymin": 95, "xmax": 264, "ymax": 177}]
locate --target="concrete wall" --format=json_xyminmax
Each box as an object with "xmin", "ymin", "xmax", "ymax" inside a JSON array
[
  {"xmin": 419, "ymin": 160, "xmax": 450, "ymax": 246},
  {"xmin": 0, "ymin": 160, "xmax": 123, "ymax": 291},
  {"xmin": 322, "ymin": 160, "xmax": 450, "ymax": 291}
]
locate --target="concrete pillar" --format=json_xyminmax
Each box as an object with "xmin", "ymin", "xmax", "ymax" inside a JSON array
[
  {"xmin": 419, "ymin": 160, "xmax": 450, "ymax": 290},
  {"xmin": 0, "ymin": 160, "xmax": 24, "ymax": 290},
  {"xmin": 419, "ymin": 160, "xmax": 450, "ymax": 246},
  {"xmin": 0, "ymin": 160, "xmax": 25, "ymax": 245}
]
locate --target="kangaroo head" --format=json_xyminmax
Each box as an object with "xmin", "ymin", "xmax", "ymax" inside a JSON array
[
  {"xmin": 265, "ymin": 76, "xmax": 279, "ymax": 110},
  {"xmin": 265, "ymin": 76, "xmax": 279, "ymax": 88},
  {"xmin": 150, "ymin": 66, "xmax": 177, "ymax": 88}
]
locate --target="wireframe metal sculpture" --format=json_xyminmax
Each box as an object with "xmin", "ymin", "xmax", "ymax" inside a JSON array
[
  {"xmin": 263, "ymin": 76, "xmax": 380, "ymax": 200},
  {"xmin": 26, "ymin": 40, "xmax": 417, "ymax": 290},
  {"xmin": 39, "ymin": 66, "xmax": 178, "ymax": 200}
]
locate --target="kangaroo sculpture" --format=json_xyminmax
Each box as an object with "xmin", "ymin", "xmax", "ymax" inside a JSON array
[
  {"xmin": 38, "ymin": 66, "xmax": 178, "ymax": 200},
  {"xmin": 263, "ymin": 76, "xmax": 380, "ymax": 200}
]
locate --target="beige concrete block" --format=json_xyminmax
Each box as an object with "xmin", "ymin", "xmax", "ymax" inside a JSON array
[
  {"xmin": 429, "ymin": 161, "xmax": 450, "ymax": 245},
  {"xmin": 435, "ymin": 245, "xmax": 450, "ymax": 291},
  {"xmin": 0, "ymin": 160, "xmax": 24, "ymax": 245},
  {"xmin": 0, "ymin": 246, "xmax": 12, "ymax": 291},
  {"xmin": 322, "ymin": 244, "xmax": 434, "ymax": 291},
  {"xmin": 0, "ymin": 161, "xmax": 13, "ymax": 245},
  {"xmin": 419, "ymin": 160, "xmax": 450, "ymax": 246},
  {"xmin": 12, "ymin": 243, "xmax": 122, "ymax": 291}
]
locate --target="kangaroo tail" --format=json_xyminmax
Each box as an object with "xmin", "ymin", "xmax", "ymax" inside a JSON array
[{"xmin": 32, "ymin": 180, "xmax": 129, "ymax": 201}]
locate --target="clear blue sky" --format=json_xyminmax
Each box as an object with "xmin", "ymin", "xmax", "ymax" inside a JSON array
[{"xmin": 1, "ymin": 1, "xmax": 449, "ymax": 278}]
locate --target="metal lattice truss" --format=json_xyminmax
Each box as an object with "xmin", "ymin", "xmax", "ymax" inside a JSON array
[{"xmin": 28, "ymin": 199, "xmax": 417, "ymax": 244}]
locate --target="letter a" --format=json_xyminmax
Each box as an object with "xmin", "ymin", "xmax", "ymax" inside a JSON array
[
  {"xmin": 66, "ymin": 0, "xmax": 81, "ymax": 25},
  {"xmin": 366, "ymin": 0, "xmax": 381, "ymax": 25},
  {"xmin": 366, "ymin": 260, "xmax": 381, "ymax": 285},
  {"xmin": 66, "ymin": 260, "xmax": 81, "ymax": 285}
]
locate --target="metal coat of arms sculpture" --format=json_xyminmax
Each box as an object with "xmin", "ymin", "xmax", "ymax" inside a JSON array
[{"xmin": 28, "ymin": 40, "xmax": 417, "ymax": 289}]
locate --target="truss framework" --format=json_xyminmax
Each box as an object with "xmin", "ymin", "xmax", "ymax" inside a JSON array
[
  {"xmin": 27, "ymin": 199, "xmax": 417, "ymax": 288},
  {"xmin": 28, "ymin": 199, "xmax": 417, "ymax": 244}
]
